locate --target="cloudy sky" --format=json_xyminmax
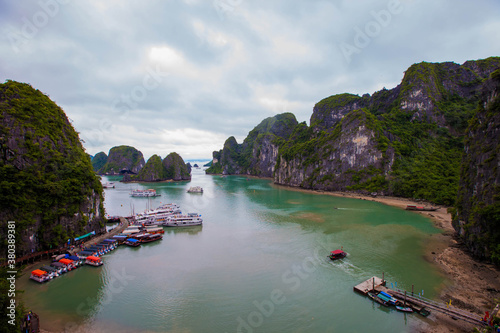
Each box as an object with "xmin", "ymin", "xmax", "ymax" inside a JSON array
[{"xmin": 1, "ymin": 0, "xmax": 499, "ymax": 160}]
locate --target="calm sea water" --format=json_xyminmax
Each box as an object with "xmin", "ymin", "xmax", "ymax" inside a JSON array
[{"xmin": 19, "ymin": 167, "xmax": 445, "ymax": 332}]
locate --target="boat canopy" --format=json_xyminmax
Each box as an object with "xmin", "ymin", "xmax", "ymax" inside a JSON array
[
  {"xmin": 51, "ymin": 262, "xmax": 64, "ymax": 267},
  {"xmin": 126, "ymin": 238, "xmax": 139, "ymax": 243},
  {"xmin": 331, "ymin": 250, "xmax": 345, "ymax": 255},
  {"xmin": 86, "ymin": 256, "xmax": 101, "ymax": 262},
  {"xmin": 59, "ymin": 259, "xmax": 73, "ymax": 265},
  {"xmin": 66, "ymin": 255, "xmax": 81, "ymax": 261},
  {"xmin": 74, "ymin": 231, "xmax": 96, "ymax": 241},
  {"xmin": 31, "ymin": 269, "xmax": 47, "ymax": 276}
]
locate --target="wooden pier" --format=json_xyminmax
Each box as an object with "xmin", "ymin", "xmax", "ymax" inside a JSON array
[
  {"xmin": 353, "ymin": 276, "xmax": 386, "ymax": 295},
  {"xmin": 354, "ymin": 276, "xmax": 487, "ymax": 327}
]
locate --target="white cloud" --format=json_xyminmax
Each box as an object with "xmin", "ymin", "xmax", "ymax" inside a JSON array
[{"xmin": 1, "ymin": 0, "xmax": 499, "ymax": 160}]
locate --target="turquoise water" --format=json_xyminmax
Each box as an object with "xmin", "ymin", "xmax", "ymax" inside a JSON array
[{"xmin": 19, "ymin": 168, "xmax": 444, "ymax": 332}]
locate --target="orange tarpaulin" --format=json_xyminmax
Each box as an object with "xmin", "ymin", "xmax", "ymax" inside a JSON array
[
  {"xmin": 59, "ymin": 259, "xmax": 74, "ymax": 265},
  {"xmin": 86, "ymin": 256, "xmax": 101, "ymax": 262},
  {"xmin": 31, "ymin": 269, "xmax": 47, "ymax": 277}
]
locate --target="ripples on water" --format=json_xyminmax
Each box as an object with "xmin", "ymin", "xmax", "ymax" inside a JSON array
[{"xmin": 19, "ymin": 172, "xmax": 445, "ymax": 333}]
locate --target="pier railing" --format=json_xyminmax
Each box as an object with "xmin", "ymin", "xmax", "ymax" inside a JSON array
[{"xmin": 388, "ymin": 286, "xmax": 486, "ymax": 326}]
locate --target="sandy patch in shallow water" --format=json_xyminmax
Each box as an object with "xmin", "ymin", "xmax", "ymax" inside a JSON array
[{"xmin": 293, "ymin": 212, "xmax": 325, "ymax": 223}]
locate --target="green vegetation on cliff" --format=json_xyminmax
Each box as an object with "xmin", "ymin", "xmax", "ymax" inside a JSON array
[
  {"xmin": 163, "ymin": 152, "xmax": 191, "ymax": 181},
  {"xmin": 125, "ymin": 152, "xmax": 191, "ymax": 182},
  {"xmin": 206, "ymin": 113, "xmax": 298, "ymax": 176},
  {"xmin": 453, "ymin": 69, "xmax": 500, "ymax": 265},
  {"xmin": 98, "ymin": 145, "xmax": 145, "ymax": 174},
  {"xmin": 91, "ymin": 151, "xmax": 108, "ymax": 172},
  {"xmin": 132, "ymin": 154, "xmax": 168, "ymax": 181},
  {"xmin": 0, "ymin": 80, "xmax": 105, "ymax": 254}
]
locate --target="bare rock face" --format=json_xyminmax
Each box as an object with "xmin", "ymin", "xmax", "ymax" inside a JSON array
[
  {"xmin": 0, "ymin": 80, "xmax": 105, "ymax": 255},
  {"xmin": 275, "ymin": 109, "xmax": 394, "ymax": 191},
  {"xmin": 453, "ymin": 69, "xmax": 500, "ymax": 265},
  {"xmin": 206, "ymin": 113, "xmax": 298, "ymax": 177}
]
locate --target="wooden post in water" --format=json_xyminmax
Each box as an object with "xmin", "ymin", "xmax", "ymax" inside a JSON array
[
  {"xmin": 412, "ymin": 285, "xmax": 414, "ymax": 296},
  {"xmin": 382, "ymin": 272, "xmax": 384, "ymax": 283},
  {"xmin": 372, "ymin": 277, "xmax": 375, "ymax": 291},
  {"xmin": 404, "ymin": 291, "xmax": 407, "ymax": 307}
]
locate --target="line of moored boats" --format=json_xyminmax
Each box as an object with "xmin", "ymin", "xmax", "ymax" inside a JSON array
[
  {"xmin": 30, "ymin": 202, "xmax": 203, "ymax": 283},
  {"xmin": 29, "ymin": 239, "xmax": 116, "ymax": 283}
]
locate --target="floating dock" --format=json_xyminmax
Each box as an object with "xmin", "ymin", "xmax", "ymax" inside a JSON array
[
  {"xmin": 354, "ymin": 276, "xmax": 487, "ymax": 327},
  {"xmin": 353, "ymin": 276, "xmax": 386, "ymax": 295}
]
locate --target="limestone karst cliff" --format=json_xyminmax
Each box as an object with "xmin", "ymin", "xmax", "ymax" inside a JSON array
[
  {"xmin": 0, "ymin": 80, "xmax": 105, "ymax": 255},
  {"xmin": 207, "ymin": 57, "xmax": 500, "ymax": 206},
  {"xmin": 453, "ymin": 68, "xmax": 500, "ymax": 265},
  {"xmin": 98, "ymin": 145, "xmax": 145, "ymax": 175}
]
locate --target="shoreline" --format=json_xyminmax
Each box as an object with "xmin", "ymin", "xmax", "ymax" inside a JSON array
[
  {"xmin": 28, "ymin": 181, "xmax": 500, "ymax": 332},
  {"xmin": 271, "ymin": 184, "xmax": 500, "ymax": 332}
]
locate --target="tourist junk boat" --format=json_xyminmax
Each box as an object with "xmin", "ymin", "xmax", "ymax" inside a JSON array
[
  {"xmin": 328, "ymin": 249, "xmax": 347, "ymax": 261},
  {"xmin": 102, "ymin": 182, "xmax": 115, "ymax": 188},
  {"xmin": 162, "ymin": 213, "xmax": 203, "ymax": 227},
  {"xmin": 58, "ymin": 258, "xmax": 76, "ymax": 271},
  {"xmin": 130, "ymin": 189, "xmax": 160, "ymax": 197},
  {"xmin": 30, "ymin": 269, "xmax": 50, "ymax": 283},
  {"xmin": 135, "ymin": 203, "xmax": 181, "ymax": 225},
  {"xmin": 40, "ymin": 265, "xmax": 60, "ymax": 279},
  {"xmin": 187, "ymin": 186, "xmax": 203, "ymax": 193},
  {"xmin": 85, "ymin": 256, "xmax": 103, "ymax": 266},
  {"xmin": 140, "ymin": 233, "xmax": 163, "ymax": 243},
  {"xmin": 124, "ymin": 238, "xmax": 141, "ymax": 247}
]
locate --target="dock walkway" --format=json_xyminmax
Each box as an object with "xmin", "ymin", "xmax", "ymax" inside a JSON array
[
  {"xmin": 69, "ymin": 217, "xmax": 129, "ymax": 256},
  {"xmin": 354, "ymin": 276, "xmax": 486, "ymax": 327}
]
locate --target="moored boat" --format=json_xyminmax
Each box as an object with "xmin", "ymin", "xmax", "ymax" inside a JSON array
[
  {"xmin": 328, "ymin": 249, "xmax": 347, "ymax": 261},
  {"xmin": 162, "ymin": 213, "xmax": 203, "ymax": 227},
  {"xmin": 124, "ymin": 238, "xmax": 141, "ymax": 247},
  {"xmin": 405, "ymin": 205, "xmax": 437, "ymax": 211},
  {"xmin": 131, "ymin": 189, "xmax": 160, "ymax": 197},
  {"xmin": 85, "ymin": 256, "xmax": 103, "ymax": 266},
  {"xmin": 140, "ymin": 233, "xmax": 163, "ymax": 243},
  {"xmin": 395, "ymin": 305, "xmax": 413, "ymax": 313},
  {"xmin": 59, "ymin": 258, "xmax": 76, "ymax": 271},
  {"xmin": 187, "ymin": 186, "xmax": 203, "ymax": 193},
  {"xmin": 30, "ymin": 269, "xmax": 50, "ymax": 283}
]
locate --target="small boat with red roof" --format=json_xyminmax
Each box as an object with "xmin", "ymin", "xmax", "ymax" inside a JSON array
[{"xmin": 328, "ymin": 249, "xmax": 347, "ymax": 261}]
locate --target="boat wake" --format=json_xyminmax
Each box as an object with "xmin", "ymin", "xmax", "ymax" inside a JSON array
[{"xmin": 329, "ymin": 258, "xmax": 363, "ymax": 277}]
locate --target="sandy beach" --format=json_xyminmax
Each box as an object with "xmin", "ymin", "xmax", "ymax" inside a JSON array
[{"xmin": 275, "ymin": 186, "xmax": 500, "ymax": 333}]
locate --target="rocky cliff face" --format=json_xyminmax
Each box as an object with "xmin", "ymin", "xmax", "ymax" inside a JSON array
[
  {"xmin": 453, "ymin": 69, "xmax": 500, "ymax": 265},
  {"xmin": 124, "ymin": 152, "xmax": 191, "ymax": 182},
  {"xmin": 91, "ymin": 151, "xmax": 108, "ymax": 172},
  {"xmin": 98, "ymin": 145, "xmax": 145, "ymax": 175},
  {"xmin": 206, "ymin": 113, "xmax": 298, "ymax": 177},
  {"xmin": 206, "ymin": 57, "xmax": 500, "ymax": 206},
  {"xmin": 162, "ymin": 152, "xmax": 191, "ymax": 181},
  {"xmin": 0, "ymin": 80, "xmax": 105, "ymax": 255},
  {"xmin": 275, "ymin": 109, "xmax": 394, "ymax": 190}
]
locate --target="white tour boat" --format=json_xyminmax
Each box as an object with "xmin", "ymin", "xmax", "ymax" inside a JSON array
[
  {"xmin": 130, "ymin": 189, "xmax": 160, "ymax": 197},
  {"xmin": 162, "ymin": 213, "xmax": 203, "ymax": 227}
]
